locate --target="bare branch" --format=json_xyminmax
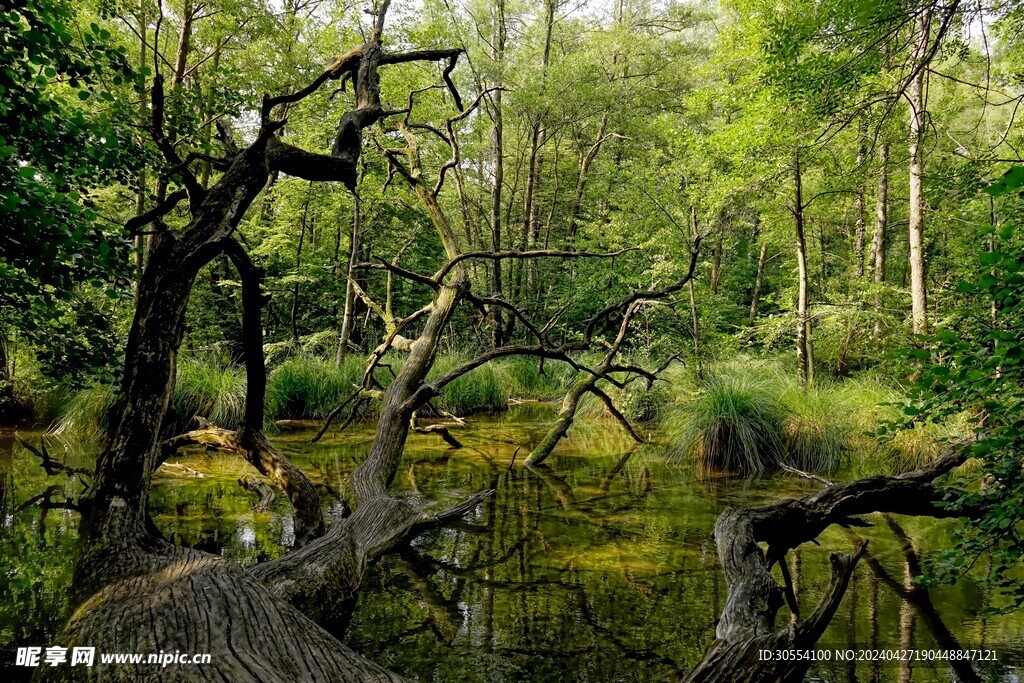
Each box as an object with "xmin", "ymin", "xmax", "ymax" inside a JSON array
[
  {"xmin": 354, "ymin": 257, "xmax": 438, "ymax": 289},
  {"xmin": 124, "ymin": 189, "xmax": 187, "ymax": 235},
  {"xmin": 434, "ymin": 247, "xmax": 636, "ymax": 283},
  {"xmin": 585, "ymin": 238, "xmax": 701, "ymax": 340},
  {"xmin": 149, "ymin": 74, "xmax": 205, "ymax": 205},
  {"xmin": 587, "ymin": 385, "xmax": 644, "ymax": 444},
  {"xmin": 411, "ymin": 420, "xmax": 464, "ymax": 449},
  {"xmin": 779, "ymin": 464, "xmax": 834, "ymax": 488},
  {"xmin": 261, "ymin": 47, "xmax": 363, "ymax": 123}
]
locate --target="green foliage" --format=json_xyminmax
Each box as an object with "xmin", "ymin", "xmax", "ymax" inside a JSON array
[
  {"xmin": 267, "ymin": 355, "xmax": 366, "ymax": 420},
  {"xmin": 7, "ymin": 0, "xmax": 1024, "ymax": 657},
  {"xmin": 0, "ymin": 0, "xmax": 138, "ymax": 385},
  {"xmin": 895, "ymin": 169, "xmax": 1024, "ymax": 610},
  {"xmin": 778, "ymin": 380, "xmax": 847, "ymax": 471},
  {"xmin": 664, "ymin": 361, "xmax": 786, "ymax": 472}
]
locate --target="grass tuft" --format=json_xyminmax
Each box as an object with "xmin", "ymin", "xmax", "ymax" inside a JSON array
[
  {"xmin": 664, "ymin": 365, "xmax": 786, "ymax": 472},
  {"xmin": 52, "ymin": 384, "xmax": 115, "ymax": 441},
  {"xmin": 173, "ymin": 358, "xmax": 247, "ymax": 428},
  {"xmin": 779, "ymin": 381, "xmax": 847, "ymax": 472},
  {"xmin": 266, "ymin": 355, "xmax": 366, "ymax": 420}
]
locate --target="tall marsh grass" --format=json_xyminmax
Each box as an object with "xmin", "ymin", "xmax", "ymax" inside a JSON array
[
  {"xmin": 52, "ymin": 384, "xmax": 115, "ymax": 441},
  {"xmin": 51, "ymin": 353, "xmax": 583, "ymax": 437},
  {"xmin": 53, "ymin": 358, "xmax": 247, "ymax": 439},
  {"xmin": 430, "ymin": 355, "xmax": 578, "ymax": 415},
  {"xmin": 663, "ymin": 364, "xmax": 786, "ymax": 472},
  {"xmin": 49, "ymin": 351, "xmax": 963, "ymax": 475},
  {"xmin": 661, "ymin": 357, "xmax": 958, "ymax": 474},
  {"xmin": 173, "ymin": 359, "xmax": 247, "ymax": 427},
  {"xmin": 267, "ymin": 355, "xmax": 366, "ymax": 420}
]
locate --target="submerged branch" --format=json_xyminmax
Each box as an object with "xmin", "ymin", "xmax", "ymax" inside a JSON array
[{"xmin": 686, "ymin": 447, "xmax": 974, "ymax": 682}]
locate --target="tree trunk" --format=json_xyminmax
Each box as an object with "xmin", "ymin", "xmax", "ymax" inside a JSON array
[
  {"xmin": 291, "ymin": 191, "xmax": 310, "ymax": 346},
  {"xmin": 60, "ymin": 15, "xmax": 484, "ymax": 679},
  {"xmin": 686, "ymin": 450, "xmax": 971, "ymax": 682},
  {"xmin": 567, "ymin": 113, "xmax": 610, "ymax": 244},
  {"xmin": 710, "ymin": 230, "xmax": 723, "ymax": 295},
  {"xmin": 908, "ymin": 6, "xmax": 933, "ymax": 336},
  {"xmin": 487, "ymin": 0, "xmax": 506, "ymax": 347},
  {"xmin": 793, "ymin": 152, "xmax": 813, "ymax": 388},
  {"xmin": 523, "ymin": 374, "xmax": 595, "ymax": 466},
  {"xmin": 518, "ymin": 0, "xmax": 554, "ymax": 302},
  {"xmin": 337, "ymin": 195, "xmax": 361, "ymax": 365},
  {"xmin": 871, "ymin": 142, "xmax": 889, "ymax": 340},
  {"xmin": 147, "ymin": 0, "xmax": 194, "ymax": 251},
  {"xmin": 749, "ymin": 242, "xmax": 767, "ymax": 325},
  {"xmin": 131, "ymin": 0, "xmax": 148, "ymax": 301},
  {"xmin": 688, "ymin": 279, "xmax": 703, "ymax": 381},
  {"xmin": 853, "ymin": 121, "xmax": 867, "ymax": 278},
  {"xmin": 520, "ymin": 123, "xmax": 545, "ymax": 301},
  {"xmin": 689, "ymin": 206, "xmax": 703, "ymax": 380}
]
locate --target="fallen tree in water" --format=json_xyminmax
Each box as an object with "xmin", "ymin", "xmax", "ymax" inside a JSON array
[
  {"xmin": 52, "ymin": 3, "xmax": 490, "ymax": 680},
  {"xmin": 685, "ymin": 449, "xmax": 977, "ymax": 682},
  {"xmin": 49, "ymin": 1, "xmax": 699, "ymax": 680}
]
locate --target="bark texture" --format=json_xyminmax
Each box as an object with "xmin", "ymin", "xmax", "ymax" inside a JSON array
[
  {"xmin": 907, "ymin": 6, "xmax": 932, "ymax": 336},
  {"xmin": 55, "ymin": 6, "xmax": 482, "ymax": 680},
  {"xmin": 871, "ymin": 142, "xmax": 889, "ymax": 340},
  {"xmin": 685, "ymin": 449, "xmax": 970, "ymax": 683},
  {"xmin": 793, "ymin": 152, "xmax": 813, "ymax": 387}
]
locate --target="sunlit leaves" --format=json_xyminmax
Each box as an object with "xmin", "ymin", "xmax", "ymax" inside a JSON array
[{"xmin": 899, "ymin": 170, "xmax": 1024, "ymax": 611}]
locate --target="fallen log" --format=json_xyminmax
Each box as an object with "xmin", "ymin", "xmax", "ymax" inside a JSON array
[{"xmin": 686, "ymin": 448, "xmax": 972, "ymax": 682}]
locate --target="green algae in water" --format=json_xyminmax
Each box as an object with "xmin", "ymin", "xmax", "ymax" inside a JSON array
[{"xmin": 1, "ymin": 413, "xmax": 1022, "ymax": 682}]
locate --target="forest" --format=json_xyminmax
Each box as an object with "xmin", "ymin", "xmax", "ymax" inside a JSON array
[{"xmin": 1, "ymin": 0, "xmax": 1024, "ymax": 680}]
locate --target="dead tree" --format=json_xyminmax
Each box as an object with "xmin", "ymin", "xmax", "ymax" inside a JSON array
[
  {"xmin": 307, "ymin": 94, "xmax": 703, "ymax": 470},
  {"xmin": 686, "ymin": 448, "xmax": 976, "ymax": 682},
  {"xmin": 55, "ymin": 3, "xmax": 496, "ymax": 681}
]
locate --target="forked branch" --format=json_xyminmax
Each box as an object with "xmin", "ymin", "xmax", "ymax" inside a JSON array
[{"xmin": 686, "ymin": 447, "xmax": 974, "ymax": 682}]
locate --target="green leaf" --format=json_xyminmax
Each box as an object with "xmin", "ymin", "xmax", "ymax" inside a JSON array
[
  {"xmin": 980, "ymin": 251, "xmax": 1001, "ymax": 266},
  {"xmin": 984, "ymin": 166, "xmax": 1024, "ymax": 196}
]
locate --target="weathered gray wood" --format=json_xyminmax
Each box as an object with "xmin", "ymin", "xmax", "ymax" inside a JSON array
[
  {"xmin": 685, "ymin": 449, "xmax": 970, "ymax": 682},
  {"xmin": 54, "ymin": 4, "xmax": 483, "ymax": 680}
]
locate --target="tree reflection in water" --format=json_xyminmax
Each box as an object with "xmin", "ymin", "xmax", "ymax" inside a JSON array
[{"xmin": 0, "ymin": 418, "xmax": 1021, "ymax": 682}]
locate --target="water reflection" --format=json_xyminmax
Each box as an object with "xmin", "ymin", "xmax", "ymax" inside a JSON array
[{"xmin": 0, "ymin": 414, "xmax": 1022, "ymax": 682}]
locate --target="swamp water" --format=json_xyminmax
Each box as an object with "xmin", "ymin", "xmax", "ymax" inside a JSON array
[{"xmin": 1, "ymin": 406, "xmax": 1022, "ymax": 682}]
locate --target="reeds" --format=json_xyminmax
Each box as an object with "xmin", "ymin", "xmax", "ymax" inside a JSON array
[{"xmin": 660, "ymin": 358, "xmax": 951, "ymax": 474}]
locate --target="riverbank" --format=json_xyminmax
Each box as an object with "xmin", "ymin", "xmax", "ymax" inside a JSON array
[
  {"xmin": 0, "ymin": 353, "xmax": 957, "ymax": 475},
  {"xmin": 1, "ymin": 416, "xmax": 1020, "ymax": 682}
]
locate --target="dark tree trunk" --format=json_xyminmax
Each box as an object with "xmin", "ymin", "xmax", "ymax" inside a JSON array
[{"xmin": 57, "ymin": 10, "xmax": 482, "ymax": 679}]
